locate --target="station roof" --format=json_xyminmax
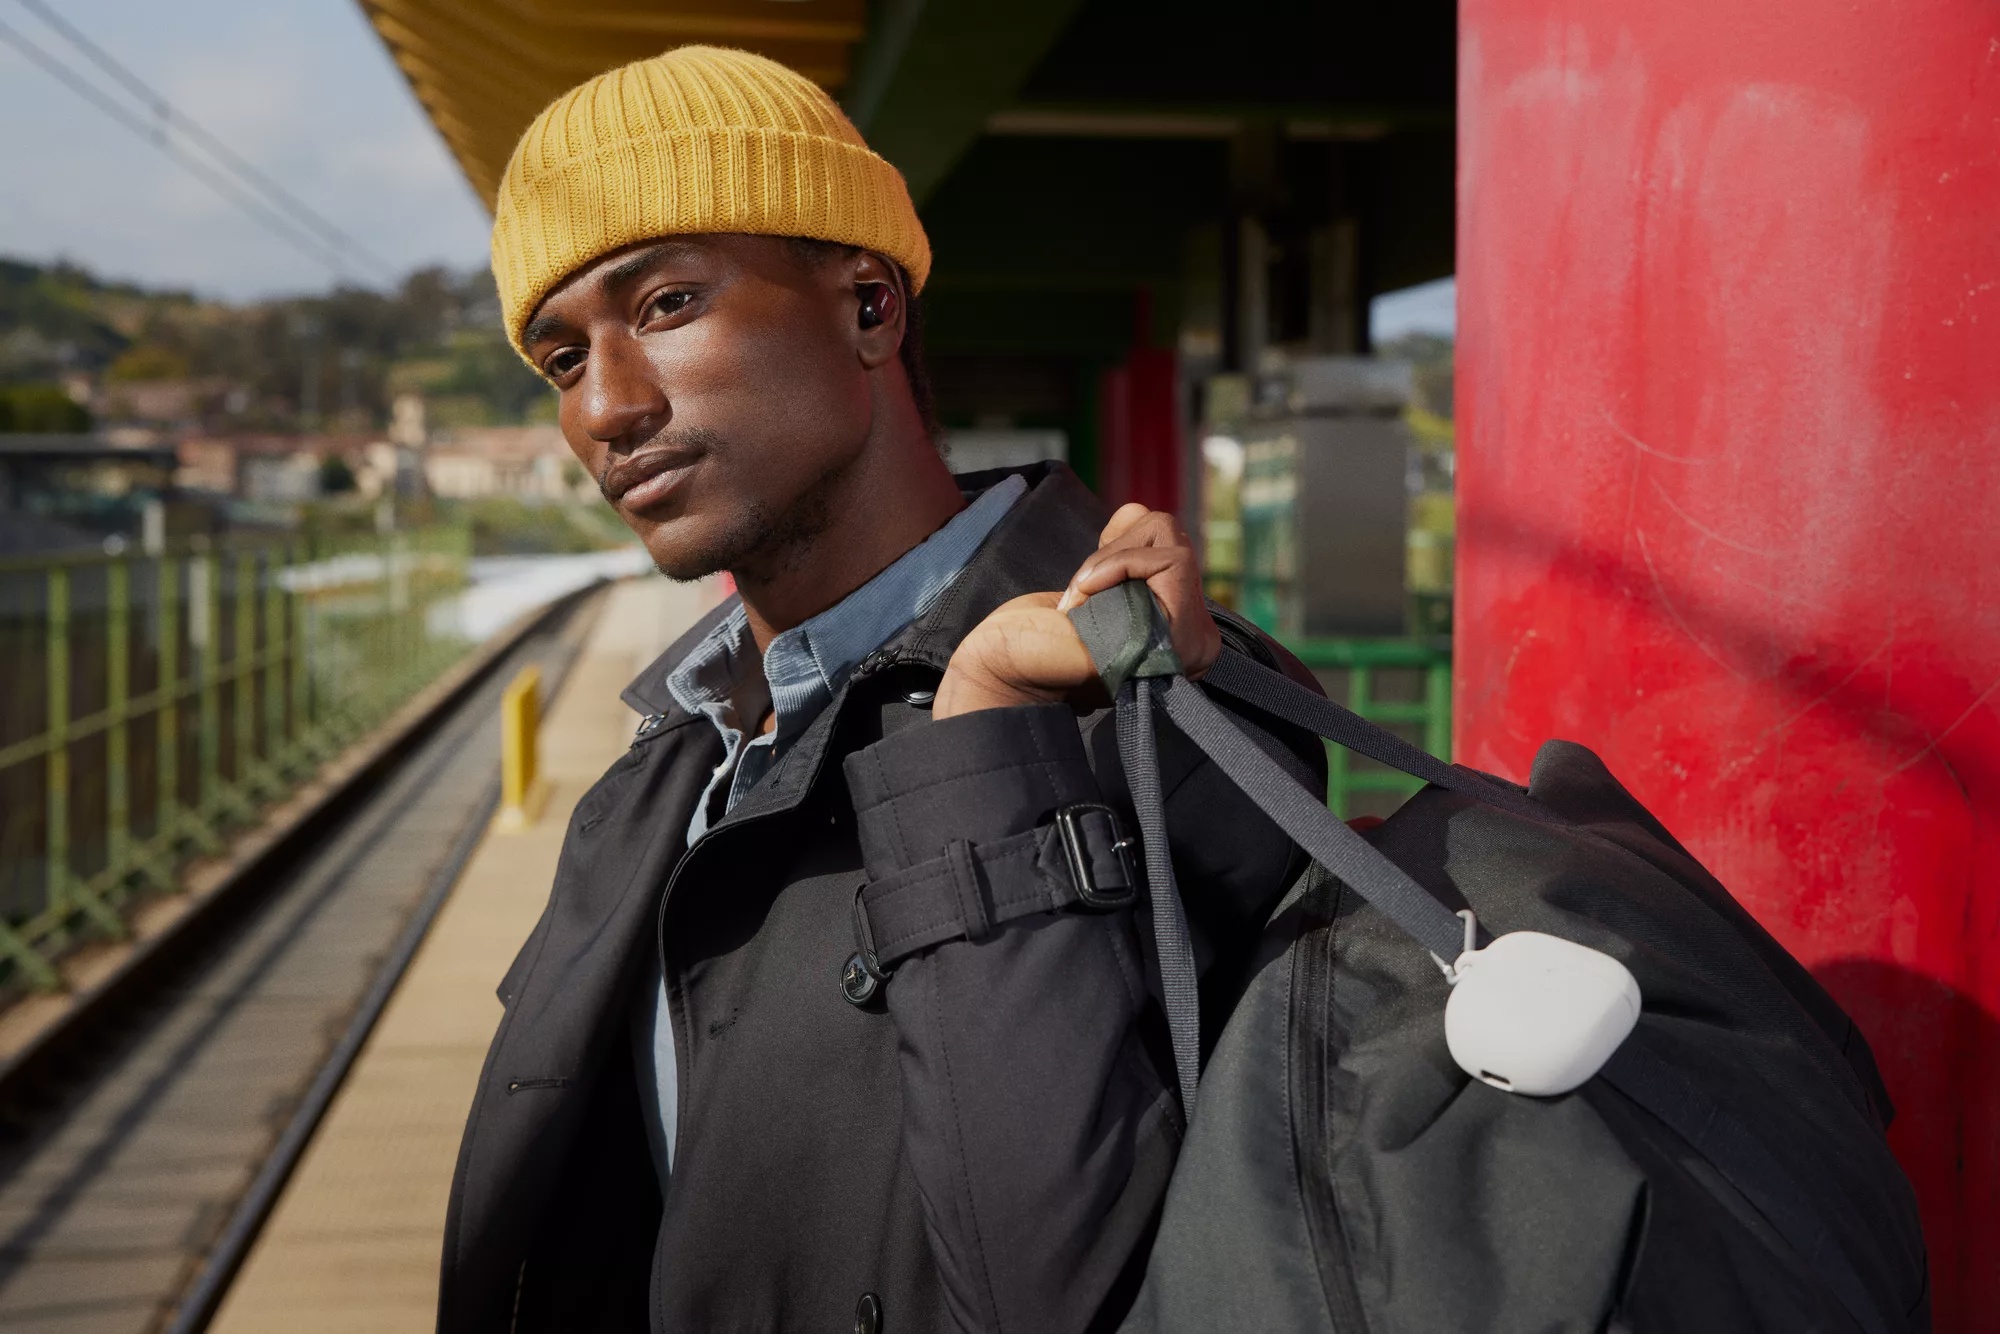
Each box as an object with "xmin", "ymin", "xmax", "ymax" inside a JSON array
[
  {"xmin": 358, "ymin": 0, "xmax": 1456, "ymax": 400},
  {"xmin": 356, "ymin": 0, "xmax": 870, "ymax": 207},
  {"xmin": 357, "ymin": 1, "xmax": 1453, "ymax": 218}
]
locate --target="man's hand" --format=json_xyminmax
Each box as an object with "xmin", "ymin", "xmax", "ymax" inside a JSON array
[{"xmin": 932, "ymin": 504, "xmax": 1222, "ymax": 720}]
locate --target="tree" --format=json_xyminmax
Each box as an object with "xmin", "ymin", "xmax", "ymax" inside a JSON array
[
  {"xmin": 318, "ymin": 453, "xmax": 358, "ymax": 493},
  {"xmin": 0, "ymin": 383, "xmax": 91, "ymax": 433}
]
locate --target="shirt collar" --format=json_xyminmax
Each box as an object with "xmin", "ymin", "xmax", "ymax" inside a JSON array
[{"xmin": 665, "ymin": 473, "xmax": 1027, "ymax": 745}]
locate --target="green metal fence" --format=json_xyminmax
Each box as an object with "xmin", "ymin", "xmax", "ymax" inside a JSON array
[
  {"xmin": 0, "ymin": 529, "xmax": 473, "ymax": 991},
  {"xmin": 1278, "ymin": 636, "xmax": 1453, "ymax": 818}
]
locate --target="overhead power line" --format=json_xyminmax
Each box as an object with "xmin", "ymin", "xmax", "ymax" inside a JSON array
[
  {"xmin": 14, "ymin": 0, "xmax": 395, "ymax": 279},
  {"xmin": 0, "ymin": 1, "xmax": 394, "ymax": 284}
]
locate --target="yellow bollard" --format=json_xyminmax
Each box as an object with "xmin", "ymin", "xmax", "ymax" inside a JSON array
[{"xmin": 495, "ymin": 665, "xmax": 549, "ymax": 832}]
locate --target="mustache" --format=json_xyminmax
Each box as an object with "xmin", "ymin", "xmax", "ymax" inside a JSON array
[{"xmin": 598, "ymin": 425, "xmax": 726, "ymax": 503}]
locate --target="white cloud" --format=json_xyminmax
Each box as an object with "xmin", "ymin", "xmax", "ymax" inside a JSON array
[{"xmin": 0, "ymin": 0, "xmax": 490, "ymax": 299}]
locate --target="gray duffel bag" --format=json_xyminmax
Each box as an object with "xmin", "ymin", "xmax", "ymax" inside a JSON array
[{"xmin": 1068, "ymin": 584, "xmax": 1929, "ymax": 1334}]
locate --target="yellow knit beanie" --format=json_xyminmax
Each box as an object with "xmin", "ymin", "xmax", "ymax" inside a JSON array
[{"xmin": 491, "ymin": 45, "xmax": 931, "ymax": 357}]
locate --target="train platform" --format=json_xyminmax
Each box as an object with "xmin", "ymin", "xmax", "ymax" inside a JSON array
[{"xmin": 207, "ymin": 575, "xmax": 712, "ymax": 1333}]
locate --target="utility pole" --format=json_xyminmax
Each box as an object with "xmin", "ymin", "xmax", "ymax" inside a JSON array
[
  {"xmin": 293, "ymin": 313, "xmax": 322, "ymax": 428},
  {"xmin": 338, "ymin": 347, "xmax": 361, "ymax": 424}
]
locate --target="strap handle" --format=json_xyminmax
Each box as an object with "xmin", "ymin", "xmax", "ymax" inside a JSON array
[
  {"xmin": 1070, "ymin": 582, "xmax": 1202, "ymax": 1115},
  {"xmin": 1200, "ymin": 650, "xmax": 1555, "ymax": 825}
]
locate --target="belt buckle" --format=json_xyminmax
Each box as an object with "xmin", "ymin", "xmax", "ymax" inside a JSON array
[{"xmin": 1055, "ymin": 803, "xmax": 1140, "ymax": 909}]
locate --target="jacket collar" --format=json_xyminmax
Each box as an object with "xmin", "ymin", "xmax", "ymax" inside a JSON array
[
  {"xmin": 623, "ymin": 463, "xmax": 1107, "ymax": 847},
  {"xmin": 619, "ymin": 461, "xmax": 1106, "ymax": 718}
]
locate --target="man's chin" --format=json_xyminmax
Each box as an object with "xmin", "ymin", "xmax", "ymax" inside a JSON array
[
  {"xmin": 650, "ymin": 549, "xmax": 726, "ymax": 583},
  {"xmin": 636, "ymin": 504, "xmax": 775, "ymax": 584},
  {"xmin": 642, "ymin": 528, "xmax": 728, "ymax": 583}
]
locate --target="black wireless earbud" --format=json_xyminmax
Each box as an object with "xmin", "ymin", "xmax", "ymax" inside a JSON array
[{"xmin": 857, "ymin": 282, "xmax": 894, "ymax": 330}]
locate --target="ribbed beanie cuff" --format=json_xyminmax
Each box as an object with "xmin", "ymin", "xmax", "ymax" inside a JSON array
[{"xmin": 491, "ymin": 46, "xmax": 931, "ymax": 359}]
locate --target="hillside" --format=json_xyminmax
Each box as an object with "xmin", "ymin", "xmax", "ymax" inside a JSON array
[{"xmin": 0, "ymin": 258, "xmax": 550, "ymax": 434}]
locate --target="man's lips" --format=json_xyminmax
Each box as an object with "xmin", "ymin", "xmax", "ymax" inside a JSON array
[{"xmin": 604, "ymin": 448, "xmax": 702, "ymax": 509}]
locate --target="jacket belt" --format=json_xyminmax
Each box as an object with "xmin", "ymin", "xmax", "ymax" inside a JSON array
[{"xmin": 855, "ymin": 804, "xmax": 1140, "ymax": 974}]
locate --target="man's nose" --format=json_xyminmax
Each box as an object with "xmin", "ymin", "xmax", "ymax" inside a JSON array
[{"xmin": 577, "ymin": 334, "xmax": 669, "ymax": 451}]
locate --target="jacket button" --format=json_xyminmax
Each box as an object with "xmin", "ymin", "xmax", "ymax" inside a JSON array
[
  {"xmin": 901, "ymin": 689, "xmax": 936, "ymax": 709},
  {"xmin": 840, "ymin": 953, "xmax": 880, "ymax": 1006},
  {"xmin": 855, "ymin": 1292, "xmax": 882, "ymax": 1334}
]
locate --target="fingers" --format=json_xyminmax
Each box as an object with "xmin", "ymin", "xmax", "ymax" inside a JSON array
[
  {"xmin": 1097, "ymin": 502, "xmax": 1152, "ymax": 546},
  {"xmin": 1062, "ymin": 546, "xmax": 1184, "ymax": 605},
  {"xmin": 1059, "ymin": 509, "xmax": 1187, "ymax": 611},
  {"xmin": 1056, "ymin": 505, "xmax": 1222, "ymax": 678},
  {"xmin": 933, "ymin": 593, "xmax": 1103, "ymax": 719}
]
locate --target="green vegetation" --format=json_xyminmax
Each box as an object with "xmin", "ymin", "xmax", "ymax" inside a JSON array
[
  {"xmin": 289, "ymin": 492, "xmax": 630, "ymax": 558},
  {"xmin": 1378, "ymin": 332, "xmax": 1454, "ymax": 420},
  {"xmin": 317, "ymin": 454, "xmax": 358, "ymax": 494},
  {"xmin": 105, "ymin": 343, "xmax": 192, "ymax": 382},
  {"xmin": 0, "ymin": 256, "xmax": 552, "ymax": 433},
  {"xmin": 448, "ymin": 496, "xmax": 632, "ymax": 556},
  {"xmin": 0, "ymin": 383, "xmax": 91, "ymax": 432}
]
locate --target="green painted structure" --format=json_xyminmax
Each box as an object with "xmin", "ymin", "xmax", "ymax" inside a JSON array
[{"xmin": 0, "ymin": 532, "xmax": 472, "ymax": 989}]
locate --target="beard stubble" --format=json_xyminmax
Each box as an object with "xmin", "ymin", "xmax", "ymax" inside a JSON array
[{"xmin": 608, "ymin": 425, "xmax": 855, "ymax": 585}]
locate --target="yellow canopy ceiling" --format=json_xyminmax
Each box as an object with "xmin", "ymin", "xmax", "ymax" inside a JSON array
[{"xmin": 357, "ymin": 0, "xmax": 867, "ymax": 210}]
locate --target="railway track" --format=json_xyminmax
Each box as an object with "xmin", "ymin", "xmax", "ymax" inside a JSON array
[{"xmin": 0, "ymin": 584, "xmax": 603, "ymax": 1334}]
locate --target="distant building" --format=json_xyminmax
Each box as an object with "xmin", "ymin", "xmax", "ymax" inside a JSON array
[
  {"xmin": 424, "ymin": 425, "xmax": 584, "ymax": 501},
  {"xmin": 241, "ymin": 452, "xmax": 322, "ymax": 504},
  {"xmin": 176, "ymin": 433, "xmax": 407, "ymax": 503},
  {"xmin": 355, "ymin": 441, "xmax": 426, "ymax": 500},
  {"xmin": 97, "ymin": 378, "xmax": 228, "ymax": 427}
]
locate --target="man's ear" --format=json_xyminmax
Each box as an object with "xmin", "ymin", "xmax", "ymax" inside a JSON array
[{"xmin": 846, "ymin": 249, "xmax": 906, "ymax": 371}]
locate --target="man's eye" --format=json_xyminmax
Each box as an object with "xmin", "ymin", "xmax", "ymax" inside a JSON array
[
  {"xmin": 646, "ymin": 291, "xmax": 693, "ymax": 322},
  {"xmin": 544, "ymin": 348, "xmax": 585, "ymax": 380}
]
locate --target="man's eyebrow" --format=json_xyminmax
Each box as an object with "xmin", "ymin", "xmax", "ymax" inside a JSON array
[
  {"xmin": 521, "ymin": 311, "xmax": 571, "ymax": 349},
  {"xmin": 599, "ymin": 240, "xmax": 706, "ymax": 296},
  {"xmin": 522, "ymin": 240, "xmax": 709, "ymax": 351}
]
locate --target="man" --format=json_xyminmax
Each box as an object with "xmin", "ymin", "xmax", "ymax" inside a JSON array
[{"xmin": 444, "ymin": 46, "xmax": 1323, "ymax": 1333}]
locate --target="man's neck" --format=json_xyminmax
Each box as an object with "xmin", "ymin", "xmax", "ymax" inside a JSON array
[{"xmin": 734, "ymin": 436, "xmax": 964, "ymax": 652}]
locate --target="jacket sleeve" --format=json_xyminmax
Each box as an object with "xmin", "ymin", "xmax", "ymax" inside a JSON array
[{"xmin": 844, "ymin": 703, "xmax": 1177, "ymax": 1334}]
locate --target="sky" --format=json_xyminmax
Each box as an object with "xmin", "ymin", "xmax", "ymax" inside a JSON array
[
  {"xmin": 1371, "ymin": 276, "xmax": 1455, "ymax": 342},
  {"xmin": 0, "ymin": 0, "xmax": 492, "ymax": 299},
  {"xmin": 0, "ymin": 0, "xmax": 1462, "ymax": 339}
]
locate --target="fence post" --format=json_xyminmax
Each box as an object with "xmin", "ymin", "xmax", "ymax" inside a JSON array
[
  {"xmin": 234, "ymin": 552, "xmax": 255, "ymax": 790},
  {"xmin": 157, "ymin": 557, "xmax": 179, "ymax": 843},
  {"xmin": 389, "ymin": 533, "xmax": 410, "ymax": 704},
  {"xmin": 45, "ymin": 565, "xmax": 70, "ymax": 922},
  {"xmin": 1425, "ymin": 656, "xmax": 1452, "ymax": 762},
  {"xmin": 290, "ymin": 549, "xmax": 310, "ymax": 745},
  {"xmin": 195, "ymin": 552, "xmax": 219, "ymax": 819},
  {"xmin": 106, "ymin": 559, "xmax": 130, "ymax": 879},
  {"xmin": 263, "ymin": 551, "xmax": 284, "ymax": 769},
  {"xmin": 1336, "ymin": 664, "xmax": 1376, "ymax": 818}
]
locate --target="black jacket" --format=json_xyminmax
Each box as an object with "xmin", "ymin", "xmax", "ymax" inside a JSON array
[{"xmin": 440, "ymin": 464, "xmax": 1324, "ymax": 1333}]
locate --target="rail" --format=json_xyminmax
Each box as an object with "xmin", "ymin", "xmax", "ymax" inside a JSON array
[
  {"xmin": 1277, "ymin": 635, "xmax": 1453, "ymax": 817},
  {"xmin": 0, "ymin": 528, "xmax": 473, "ymax": 990}
]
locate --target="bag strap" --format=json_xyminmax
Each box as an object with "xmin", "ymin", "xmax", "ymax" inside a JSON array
[
  {"xmin": 1072, "ymin": 582, "xmax": 1206, "ymax": 1116},
  {"xmin": 1070, "ymin": 586, "xmax": 1895, "ymax": 1334},
  {"xmin": 1199, "ymin": 648, "xmax": 1557, "ymax": 824}
]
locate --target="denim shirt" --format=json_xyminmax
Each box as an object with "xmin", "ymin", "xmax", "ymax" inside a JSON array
[{"xmin": 633, "ymin": 474, "xmax": 1027, "ymax": 1185}]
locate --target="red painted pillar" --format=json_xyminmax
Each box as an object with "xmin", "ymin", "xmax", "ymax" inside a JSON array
[
  {"xmin": 1097, "ymin": 347, "xmax": 1182, "ymax": 515},
  {"xmin": 1456, "ymin": 3, "xmax": 2000, "ymax": 1323}
]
